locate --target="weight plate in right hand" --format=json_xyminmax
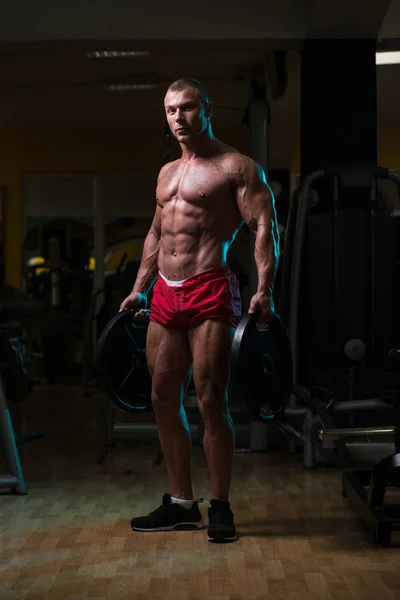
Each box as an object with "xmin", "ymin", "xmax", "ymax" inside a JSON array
[
  {"xmin": 95, "ymin": 309, "xmax": 152, "ymax": 413},
  {"xmin": 231, "ymin": 313, "xmax": 293, "ymax": 422}
]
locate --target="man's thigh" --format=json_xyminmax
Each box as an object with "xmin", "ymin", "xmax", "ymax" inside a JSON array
[
  {"xmin": 188, "ymin": 319, "xmax": 235, "ymax": 397},
  {"xmin": 146, "ymin": 322, "xmax": 192, "ymax": 400}
]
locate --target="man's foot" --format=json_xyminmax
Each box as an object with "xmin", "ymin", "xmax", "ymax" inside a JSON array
[
  {"xmin": 130, "ymin": 493, "xmax": 205, "ymax": 532},
  {"xmin": 207, "ymin": 499, "xmax": 238, "ymax": 543}
]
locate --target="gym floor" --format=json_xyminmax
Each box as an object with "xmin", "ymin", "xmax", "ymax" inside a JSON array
[{"xmin": 1, "ymin": 384, "xmax": 400, "ymax": 600}]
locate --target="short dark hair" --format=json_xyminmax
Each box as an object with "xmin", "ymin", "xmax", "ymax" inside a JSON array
[{"xmin": 167, "ymin": 78, "xmax": 209, "ymax": 102}]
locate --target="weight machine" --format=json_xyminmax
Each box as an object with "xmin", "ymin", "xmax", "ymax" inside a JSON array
[
  {"xmin": 279, "ymin": 164, "xmax": 400, "ymax": 469},
  {"xmin": 0, "ymin": 332, "xmax": 32, "ymax": 494},
  {"xmin": 0, "ymin": 288, "xmax": 47, "ymax": 493},
  {"xmin": 319, "ymin": 393, "xmax": 400, "ymax": 546},
  {"xmin": 275, "ymin": 164, "xmax": 400, "ymax": 544}
]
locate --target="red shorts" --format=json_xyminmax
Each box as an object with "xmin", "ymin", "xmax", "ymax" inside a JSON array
[{"xmin": 150, "ymin": 264, "xmax": 242, "ymax": 329}]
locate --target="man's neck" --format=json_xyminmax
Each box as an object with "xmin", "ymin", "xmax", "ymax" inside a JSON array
[{"xmin": 180, "ymin": 129, "xmax": 219, "ymax": 161}]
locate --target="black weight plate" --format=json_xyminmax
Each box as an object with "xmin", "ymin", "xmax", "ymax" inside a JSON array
[
  {"xmin": 231, "ymin": 313, "xmax": 293, "ymax": 422},
  {"xmin": 95, "ymin": 309, "xmax": 152, "ymax": 413}
]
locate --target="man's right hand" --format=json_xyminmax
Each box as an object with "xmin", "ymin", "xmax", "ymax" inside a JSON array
[{"xmin": 119, "ymin": 292, "xmax": 149, "ymax": 321}]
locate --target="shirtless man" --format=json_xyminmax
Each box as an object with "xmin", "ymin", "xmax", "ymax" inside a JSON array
[{"xmin": 120, "ymin": 78, "xmax": 279, "ymax": 543}]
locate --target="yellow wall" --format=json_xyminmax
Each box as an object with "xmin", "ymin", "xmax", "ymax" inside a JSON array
[
  {"xmin": 377, "ymin": 128, "xmax": 400, "ymax": 170},
  {"xmin": 1, "ymin": 127, "xmax": 250, "ymax": 288}
]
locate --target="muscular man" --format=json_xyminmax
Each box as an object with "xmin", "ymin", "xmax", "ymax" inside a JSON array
[{"xmin": 120, "ymin": 78, "xmax": 279, "ymax": 543}]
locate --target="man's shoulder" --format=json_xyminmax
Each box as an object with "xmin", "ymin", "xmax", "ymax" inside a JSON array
[
  {"xmin": 221, "ymin": 149, "xmax": 259, "ymax": 180},
  {"xmin": 158, "ymin": 158, "xmax": 181, "ymax": 176},
  {"xmin": 158, "ymin": 158, "xmax": 181, "ymax": 180}
]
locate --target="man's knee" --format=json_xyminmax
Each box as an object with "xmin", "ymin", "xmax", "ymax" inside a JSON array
[
  {"xmin": 151, "ymin": 376, "xmax": 188, "ymax": 416},
  {"xmin": 152, "ymin": 390, "xmax": 167, "ymax": 411},
  {"xmin": 197, "ymin": 381, "xmax": 227, "ymax": 422},
  {"xmin": 152, "ymin": 384, "xmax": 176, "ymax": 414}
]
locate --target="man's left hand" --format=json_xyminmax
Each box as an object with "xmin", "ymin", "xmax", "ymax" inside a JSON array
[{"xmin": 248, "ymin": 292, "xmax": 274, "ymax": 325}]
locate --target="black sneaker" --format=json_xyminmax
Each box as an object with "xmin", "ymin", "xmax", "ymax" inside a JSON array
[
  {"xmin": 130, "ymin": 493, "xmax": 205, "ymax": 532},
  {"xmin": 207, "ymin": 499, "xmax": 237, "ymax": 542}
]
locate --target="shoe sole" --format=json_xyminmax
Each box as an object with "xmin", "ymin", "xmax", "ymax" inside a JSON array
[
  {"xmin": 208, "ymin": 535, "xmax": 238, "ymax": 543},
  {"xmin": 131, "ymin": 520, "xmax": 205, "ymax": 532}
]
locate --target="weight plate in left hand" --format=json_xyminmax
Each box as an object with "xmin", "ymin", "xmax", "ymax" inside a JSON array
[
  {"xmin": 95, "ymin": 309, "xmax": 152, "ymax": 413},
  {"xmin": 231, "ymin": 313, "xmax": 293, "ymax": 422}
]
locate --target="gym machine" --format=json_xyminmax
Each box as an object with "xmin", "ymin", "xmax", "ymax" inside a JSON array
[
  {"xmin": 319, "ymin": 388, "xmax": 400, "ymax": 545},
  {"xmin": 38, "ymin": 232, "xmax": 92, "ymax": 382},
  {"xmin": 280, "ymin": 165, "xmax": 400, "ymax": 469},
  {"xmin": 0, "ymin": 331, "xmax": 34, "ymax": 494}
]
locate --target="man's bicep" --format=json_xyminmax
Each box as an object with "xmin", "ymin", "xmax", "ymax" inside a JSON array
[{"xmin": 236, "ymin": 160, "xmax": 275, "ymax": 232}]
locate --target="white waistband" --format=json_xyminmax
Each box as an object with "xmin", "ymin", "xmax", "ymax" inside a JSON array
[{"xmin": 159, "ymin": 271, "xmax": 187, "ymax": 287}]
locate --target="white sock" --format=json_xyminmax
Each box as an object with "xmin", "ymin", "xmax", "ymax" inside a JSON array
[{"xmin": 171, "ymin": 496, "xmax": 194, "ymax": 510}]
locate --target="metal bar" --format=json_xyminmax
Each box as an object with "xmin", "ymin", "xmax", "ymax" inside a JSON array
[
  {"xmin": 330, "ymin": 399, "xmax": 394, "ymax": 412},
  {"xmin": 114, "ymin": 423, "xmax": 196, "ymax": 440},
  {"xmin": 113, "ymin": 422, "xmax": 251, "ymax": 441},
  {"xmin": 288, "ymin": 169, "xmax": 325, "ymax": 397},
  {"xmin": 105, "ymin": 403, "xmax": 116, "ymax": 446},
  {"xmin": 326, "ymin": 398, "xmax": 394, "ymax": 413},
  {"xmin": 50, "ymin": 270, "xmax": 61, "ymax": 308},
  {"xmin": 0, "ymin": 476, "xmax": 19, "ymax": 487},
  {"xmin": 319, "ymin": 426, "xmax": 395, "ymax": 441},
  {"xmin": 0, "ymin": 375, "xmax": 26, "ymax": 494},
  {"xmin": 284, "ymin": 397, "xmax": 394, "ymax": 420},
  {"xmin": 276, "ymin": 421, "xmax": 307, "ymax": 443},
  {"xmin": 387, "ymin": 170, "xmax": 400, "ymax": 193},
  {"xmin": 278, "ymin": 187, "xmax": 299, "ymax": 323},
  {"xmin": 368, "ymin": 453, "xmax": 400, "ymax": 508},
  {"xmin": 48, "ymin": 237, "xmax": 61, "ymax": 307},
  {"xmin": 82, "ymin": 286, "xmax": 105, "ymax": 394}
]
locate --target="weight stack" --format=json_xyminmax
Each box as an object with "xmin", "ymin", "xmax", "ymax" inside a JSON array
[{"xmin": 305, "ymin": 206, "xmax": 397, "ymax": 399}]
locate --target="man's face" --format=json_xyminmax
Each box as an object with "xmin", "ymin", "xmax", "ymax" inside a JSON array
[{"xmin": 164, "ymin": 87, "xmax": 212, "ymax": 141}]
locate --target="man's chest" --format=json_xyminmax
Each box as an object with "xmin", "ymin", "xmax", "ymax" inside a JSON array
[{"xmin": 156, "ymin": 161, "xmax": 233, "ymax": 206}]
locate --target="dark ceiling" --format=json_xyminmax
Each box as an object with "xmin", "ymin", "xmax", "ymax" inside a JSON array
[{"xmin": 0, "ymin": 0, "xmax": 398, "ymax": 169}]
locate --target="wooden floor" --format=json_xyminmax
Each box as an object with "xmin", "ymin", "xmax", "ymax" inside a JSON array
[{"xmin": 1, "ymin": 384, "xmax": 400, "ymax": 600}]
